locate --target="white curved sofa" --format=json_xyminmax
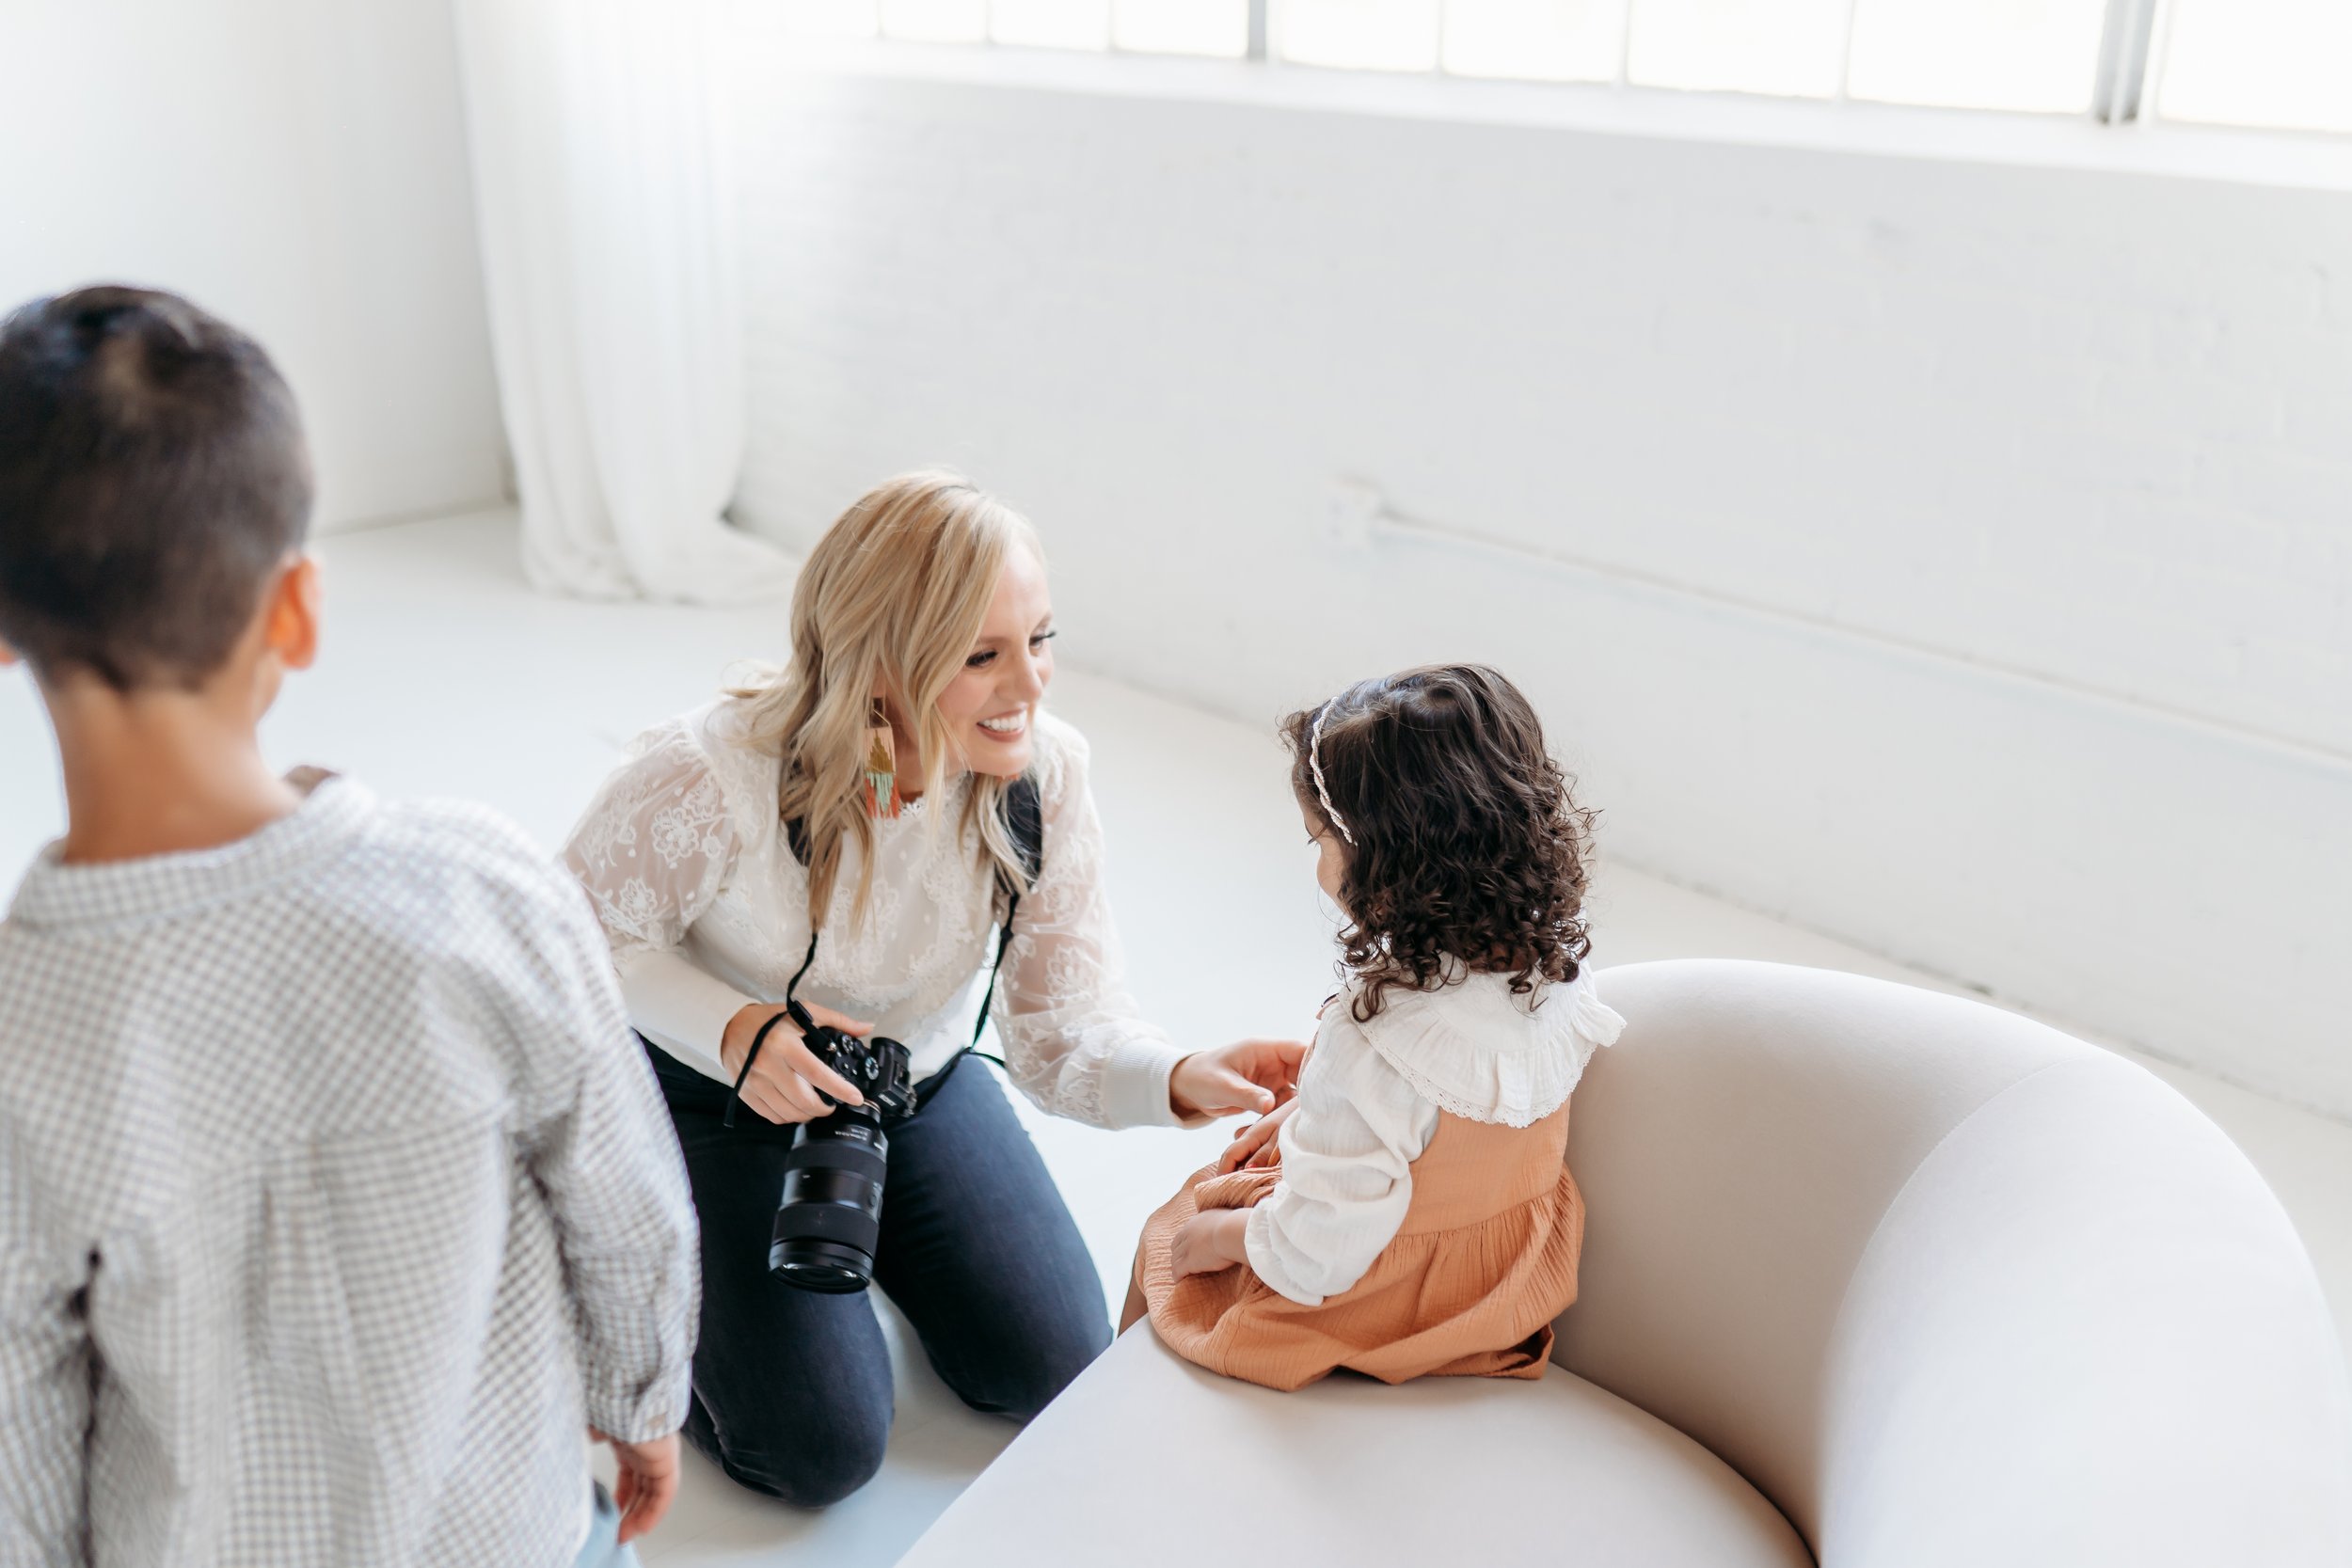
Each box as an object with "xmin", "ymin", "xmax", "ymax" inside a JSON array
[{"xmin": 898, "ymin": 960, "xmax": 2352, "ymax": 1567}]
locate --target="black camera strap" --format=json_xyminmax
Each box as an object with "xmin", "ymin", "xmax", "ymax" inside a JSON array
[
  {"xmin": 722, "ymin": 930, "xmax": 823, "ymax": 1130},
  {"xmin": 732, "ymin": 775, "xmax": 1041, "ymax": 1126},
  {"xmin": 963, "ymin": 891, "xmax": 1021, "ymax": 1066}
]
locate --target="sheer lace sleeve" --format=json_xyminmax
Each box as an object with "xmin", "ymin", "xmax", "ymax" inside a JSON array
[
  {"xmin": 992, "ymin": 719, "xmax": 1187, "ymax": 1130},
  {"xmin": 564, "ymin": 721, "xmax": 739, "ymax": 955},
  {"xmin": 563, "ymin": 721, "xmax": 756, "ymax": 1072}
]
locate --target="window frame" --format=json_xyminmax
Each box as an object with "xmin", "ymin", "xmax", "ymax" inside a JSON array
[{"xmin": 801, "ymin": 0, "xmax": 2352, "ymax": 153}]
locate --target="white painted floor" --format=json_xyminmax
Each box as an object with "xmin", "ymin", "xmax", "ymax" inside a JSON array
[{"xmin": 4, "ymin": 509, "xmax": 2347, "ymax": 1567}]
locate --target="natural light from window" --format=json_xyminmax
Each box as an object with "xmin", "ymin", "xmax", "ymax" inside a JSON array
[
  {"xmin": 781, "ymin": 0, "xmax": 1251, "ymax": 55},
  {"xmin": 775, "ymin": 0, "xmax": 2352, "ymax": 137},
  {"xmin": 989, "ymin": 0, "xmax": 1108, "ymax": 50},
  {"xmin": 1444, "ymin": 0, "xmax": 1624, "ymax": 82},
  {"xmin": 2159, "ymin": 0, "xmax": 2352, "ymax": 135},
  {"xmin": 1626, "ymin": 0, "xmax": 1845, "ymax": 98},
  {"xmin": 1113, "ymin": 0, "xmax": 1250, "ymax": 56},
  {"xmin": 1848, "ymin": 0, "xmax": 2107, "ymax": 114},
  {"xmin": 878, "ymin": 0, "xmax": 984, "ymax": 44},
  {"xmin": 1278, "ymin": 0, "xmax": 1439, "ymax": 72}
]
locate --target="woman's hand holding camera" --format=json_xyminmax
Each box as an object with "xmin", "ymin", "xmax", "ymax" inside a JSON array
[
  {"xmin": 720, "ymin": 1001, "xmax": 874, "ymax": 1124},
  {"xmin": 1168, "ymin": 1037, "xmax": 1309, "ymax": 1122}
]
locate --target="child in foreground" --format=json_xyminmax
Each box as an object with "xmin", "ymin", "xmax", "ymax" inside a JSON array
[
  {"xmin": 1126, "ymin": 664, "xmax": 1622, "ymax": 1390},
  {"xmin": 0, "ymin": 287, "xmax": 697, "ymax": 1564}
]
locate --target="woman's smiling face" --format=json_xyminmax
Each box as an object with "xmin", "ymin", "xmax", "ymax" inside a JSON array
[{"xmin": 937, "ymin": 544, "xmax": 1055, "ymax": 779}]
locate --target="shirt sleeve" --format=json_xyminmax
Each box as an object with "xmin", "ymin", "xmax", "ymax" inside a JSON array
[
  {"xmin": 497, "ymin": 857, "xmax": 701, "ymax": 1444},
  {"xmin": 991, "ymin": 721, "xmax": 1190, "ymax": 1131},
  {"xmin": 1243, "ymin": 1010, "xmax": 1439, "ymax": 1307},
  {"xmin": 612, "ymin": 948, "xmax": 754, "ymax": 1083},
  {"xmin": 0, "ymin": 1222, "xmax": 90, "ymax": 1565},
  {"xmin": 563, "ymin": 721, "xmax": 755, "ymax": 1079}
]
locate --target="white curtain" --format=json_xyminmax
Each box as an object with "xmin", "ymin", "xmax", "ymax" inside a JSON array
[{"xmin": 451, "ymin": 0, "xmax": 794, "ymax": 603}]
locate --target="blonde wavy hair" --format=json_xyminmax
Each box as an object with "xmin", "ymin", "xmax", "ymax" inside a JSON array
[{"xmin": 727, "ymin": 471, "xmax": 1044, "ymax": 927}]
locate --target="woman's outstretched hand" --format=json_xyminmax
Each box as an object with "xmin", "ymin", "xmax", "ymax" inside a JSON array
[
  {"xmin": 1168, "ymin": 1037, "xmax": 1309, "ymax": 1121},
  {"xmin": 1216, "ymin": 1098, "xmax": 1297, "ymax": 1174},
  {"xmin": 719, "ymin": 1001, "xmax": 876, "ymax": 1124}
]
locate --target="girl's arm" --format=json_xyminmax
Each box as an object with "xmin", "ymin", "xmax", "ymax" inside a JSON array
[
  {"xmin": 561, "ymin": 720, "xmax": 753, "ymax": 1082},
  {"xmin": 1238, "ymin": 1013, "xmax": 1438, "ymax": 1306}
]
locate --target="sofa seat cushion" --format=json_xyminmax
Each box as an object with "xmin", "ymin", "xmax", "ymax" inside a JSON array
[{"xmin": 898, "ymin": 1328, "xmax": 1812, "ymax": 1567}]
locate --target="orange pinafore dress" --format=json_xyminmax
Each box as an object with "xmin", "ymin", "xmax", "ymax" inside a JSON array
[{"xmin": 1132, "ymin": 970, "xmax": 1621, "ymax": 1392}]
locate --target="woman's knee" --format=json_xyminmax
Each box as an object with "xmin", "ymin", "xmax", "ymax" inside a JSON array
[
  {"xmin": 949, "ymin": 1302, "xmax": 1111, "ymax": 1421},
  {"xmin": 687, "ymin": 1391, "xmax": 890, "ymax": 1509},
  {"xmin": 725, "ymin": 1433, "xmax": 887, "ymax": 1511}
]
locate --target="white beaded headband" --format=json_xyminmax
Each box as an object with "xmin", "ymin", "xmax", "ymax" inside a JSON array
[{"xmin": 1307, "ymin": 701, "xmax": 1356, "ymax": 846}]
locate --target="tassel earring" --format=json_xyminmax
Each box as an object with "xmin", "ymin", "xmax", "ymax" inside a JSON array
[{"xmin": 865, "ymin": 705, "xmax": 902, "ymax": 819}]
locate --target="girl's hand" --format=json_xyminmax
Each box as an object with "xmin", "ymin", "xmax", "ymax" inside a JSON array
[
  {"xmin": 1170, "ymin": 1210, "xmax": 1249, "ymax": 1279},
  {"xmin": 1169, "ymin": 1038, "xmax": 1309, "ymax": 1120},
  {"xmin": 719, "ymin": 1001, "xmax": 876, "ymax": 1124},
  {"xmin": 1217, "ymin": 1099, "xmax": 1297, "ymax": 1174}
]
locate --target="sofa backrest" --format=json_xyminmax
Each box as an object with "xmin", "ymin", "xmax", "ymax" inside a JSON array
[{"xmin": 1553, "ymin": 959, "xmax": 2352, "ymax": 1567}]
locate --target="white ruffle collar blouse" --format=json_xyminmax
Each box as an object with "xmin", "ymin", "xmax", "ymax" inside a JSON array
[
  {"xmin": 1358, "ymin": 962, "xmax": 1625, "ymax": 1128},
  {"xmin": 1244, "ymin": 965, "xmax": 1624, "ymax": 1307}
]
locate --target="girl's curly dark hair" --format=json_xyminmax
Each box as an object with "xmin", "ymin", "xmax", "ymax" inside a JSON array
[{"xmin": 1284, "ymin": 664, "xmax": 1598, "ymax": 1023}]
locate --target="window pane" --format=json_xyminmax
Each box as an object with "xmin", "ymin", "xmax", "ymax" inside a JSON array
[
  {"xmin": 1115, "ymin": 0, "xmax": 1249, "ymax": 55},
  {"xmin": 1278, "ymin": 0, "xmax": 1442, "ymax": 72},
  {"xmin": 881, "ymin": 0, "xmax": 987, "ymax": 42},
  {"xmin": 2160, "ymin": 0, "xmax": 2352, "ymax": 135},
  {"xmin": 1628, "ymin": 0, "xmax": 1847, "ymax": 97},
  {"xmin": 1847, "ymin": 0, "xmax": 2105, "ymax": 113},
  {"xmin": 993, "ymin": 0, "xmax": 1111, "ymax": 49},
  {"xmin": 1444, "ymin": 0, "xmax": 1624, "ymax": 82},
  {"xmin": 780, "ymin": 0, "xmax": 880, "ymax": 37}
]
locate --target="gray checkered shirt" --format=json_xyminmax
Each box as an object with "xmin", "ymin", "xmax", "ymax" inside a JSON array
[{"xmin": 0, "ymin": 779, "xmax": 698, "ymax": 1567}]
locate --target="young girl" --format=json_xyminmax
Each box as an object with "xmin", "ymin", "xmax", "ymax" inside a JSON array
[{"xmin": 1127, "ymin": 663, "xmax": 1623, "ymax": 1390}]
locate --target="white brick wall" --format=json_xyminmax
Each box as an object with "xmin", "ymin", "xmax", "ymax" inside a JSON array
[{"xmin": 726, "ymin": 55, "xmax": 2352, "ymax": 1117}]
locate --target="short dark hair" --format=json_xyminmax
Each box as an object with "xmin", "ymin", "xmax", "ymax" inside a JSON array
[
  {"xmin": 1284, "ymin": 664, "xmax": 1598, "ymax": 1022},
  {"xmin": 0, "ymin": 285, "xmax": 311, "ymax": 690}
]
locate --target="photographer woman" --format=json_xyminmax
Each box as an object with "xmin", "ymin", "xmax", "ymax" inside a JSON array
[{"xmin": 563, "ymin": 472, "xmax": 1302, "ymax": 1507}]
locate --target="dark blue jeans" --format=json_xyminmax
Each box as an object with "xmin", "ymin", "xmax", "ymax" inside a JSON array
[{"xmin": 645, "ymin": 1040, "xmax": 1111, "ymax": 1508}]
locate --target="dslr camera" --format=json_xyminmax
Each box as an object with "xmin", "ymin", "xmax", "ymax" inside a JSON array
[{"xmin": 769, "ymin": 1003, "xmax": 920, "ymax": 1293}]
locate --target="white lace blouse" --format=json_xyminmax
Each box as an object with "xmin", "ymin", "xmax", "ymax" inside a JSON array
[
  {"xmin": 1243, "ymin": 967, "xmax": 1625, "ymax": 1307},
  {"xmin": 562, "ymin": 702, "xmax": 1188, "ymax": 1130}
]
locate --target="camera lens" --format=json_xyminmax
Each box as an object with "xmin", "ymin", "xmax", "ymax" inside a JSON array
[
  {"xmin": 769, "ymin": 1027, "xmax": 916, "ymax": 1292},
  {"xmin": 771, "ymin": 1111, "xmax": 888, "ymax": 1292}
]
